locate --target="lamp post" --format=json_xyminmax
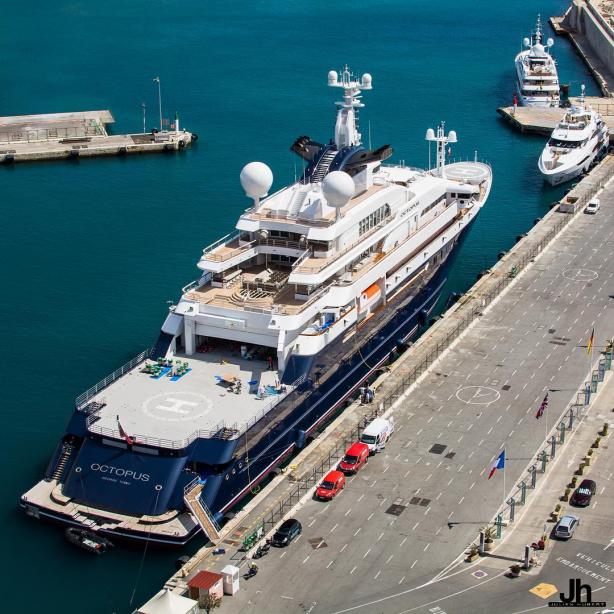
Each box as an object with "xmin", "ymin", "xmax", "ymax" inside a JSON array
[
  {"xmin": 153, "ymin": 76, "xmax": 162, "ymax": 131},
  {"xmin": 141, "ymin": 102, "xmax": 146, "ymax": 134}
]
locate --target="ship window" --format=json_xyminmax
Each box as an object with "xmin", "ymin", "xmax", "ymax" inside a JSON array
[{"xmin": 358, "ymin": 203, "xmax": 390, "ymax": 236}]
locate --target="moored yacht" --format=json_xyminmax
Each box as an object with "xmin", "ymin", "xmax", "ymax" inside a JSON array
[
  {"xmin": 21, "ymin": 68, "xmax": 492, "ymax": 545},
  {"xmin": 538, "ymin": 85, "xmax": 609, "ymax": 186},
  {"xmin": 515, "ymin": 15, "xmax": 560, "ymax": 107}
]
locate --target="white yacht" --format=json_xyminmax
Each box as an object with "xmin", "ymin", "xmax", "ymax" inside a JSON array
[
  {"xmin": 515, "ymin": 15, "xmax": 560, "ymax": 107},
  {"xmin": 21, "ymin": 68, "xmax": 492, "ymax": 545},
  {"xmin": 538, "ymin": 85, "xmax": 609, "ymax": 185}
]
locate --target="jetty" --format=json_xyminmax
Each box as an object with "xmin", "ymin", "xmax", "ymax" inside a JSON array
[
  {"xmin": 135, "ymin": 153, "xmax": 614, "ymax": 610},
  {"xmin": 0, "ymin": 110, "xmax": 195, "ymax": 164},
  {"xmin": 497, "ymin": 96, "xmax": 614, "ymax": 134}
]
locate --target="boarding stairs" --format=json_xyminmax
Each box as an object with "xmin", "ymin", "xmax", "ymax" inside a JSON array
[
  {"xmin": 51, "ymin": 443, "xmax": 75, "ymax": 481},
  {"xmin": 310, "ymin": 149, "xmax": 337, "ymax": 183},
  {"xmin": 184, "ymin": 480, "xmax": 221, "ymax": 542},
  {"xmin": 288, "ymin": 184, "xmax": 311, "ymax": 217}
]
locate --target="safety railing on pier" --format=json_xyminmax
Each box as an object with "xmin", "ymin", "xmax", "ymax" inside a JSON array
[
  {"xmin": 0, "ymin": 124, "xmax": 105, "ymax": 144},
  {"xmin": 75, "ymin": 348, "xmax": 152, "ymax": 409}
]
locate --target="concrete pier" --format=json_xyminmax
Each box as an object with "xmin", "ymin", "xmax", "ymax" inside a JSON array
[
  {"xmin": 497, "ymin": 96, "xmax": 614, "ymax": 134},
  {"xmin": 137, "ymin": 155, "xmax": 614, "ymax": 611},
  {"xmin": 0, "ymin": 110, "xmax": 195, "ymax": 163}
]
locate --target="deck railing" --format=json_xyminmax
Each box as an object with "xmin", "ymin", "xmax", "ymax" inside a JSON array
[
  {"xmin": 75, "ymin": 348, "xmax": 153, "ymax": 409},
  {"xmin": 86, "ymin": 375, "xmax": 306, "ymax": 449}
]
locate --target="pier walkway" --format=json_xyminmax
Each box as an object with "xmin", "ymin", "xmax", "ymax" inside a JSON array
[
  {"xmin": 0, "ymin": 110, "xmax": 194, "ymax": 163},
  {"xmin": 148, "ymin": 158, "xmax": 614, "ymax": 611},
  {"xmin": 497, "ymin": 97, "xmax": 614, "ymax": 134}
]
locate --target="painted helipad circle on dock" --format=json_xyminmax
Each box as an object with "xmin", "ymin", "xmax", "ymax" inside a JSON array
[
  {"xmin": 456, "ymin": 386, "xmax": 500, "ymax": 405},
  {"xmin": 562, "ymin": 268, "xmax": 598, "ymax": 282},
  {"xmin": 142, "ymin": 392, "xmax": 213, "ymax": 422}
]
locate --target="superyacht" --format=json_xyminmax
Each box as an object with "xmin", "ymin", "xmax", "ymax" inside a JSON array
[
  {"xmin": 515, "ymin": 15, "xmax": 560, "ymax": 107},
  {"xmin": 21, "ymin": 68, "xmax": 492, "ymax": 545},
  {"xmin": 538, "ymin": 85, "xmax": 609, "ymax": 185}
]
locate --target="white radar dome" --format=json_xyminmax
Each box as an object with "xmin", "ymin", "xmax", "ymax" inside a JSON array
[
  {"xmin": 328, "ymin": 70, "xmax": 338, "ymax": 85},
  {"xmin": 322, "ymin": 171, "xmax": 355, "ymax": 208},
  {"xmin": 546, "ymin": 37, "xmax": 554, "ymax": 47},
  {"xmin": 425, "ymin": 128, "xmax": 435, "ymax": 141},
  {"xmin": 523, "ymin": 37, "xmax": 530, "ymax": 47},
  {"xmin": 240, "ymin": 162, "xmax": 273, "ymax": 199},
  {"xmin": 448, "ymin": 130, "xmax": 457, "ymax": 143},
  {"xmin": 361, "ymin": 73, "xmax": 372, "ymax": 88}
]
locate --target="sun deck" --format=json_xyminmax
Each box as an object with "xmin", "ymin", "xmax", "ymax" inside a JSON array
[{"xmin": 87, "ymin": 349, "xmax": 284, "ymax": 447}]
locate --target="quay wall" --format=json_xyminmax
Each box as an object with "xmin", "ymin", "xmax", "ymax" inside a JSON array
[{"xmin": 563, "ymin": 0, "xmax": 614, "ymax": 95}]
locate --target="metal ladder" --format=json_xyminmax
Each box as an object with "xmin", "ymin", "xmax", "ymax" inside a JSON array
[
  {"xmin": 52, "ymin": 444, "xmax": 74, "ymax": 481},
  {"xmin": 310, "ymin": 150, "xmax": 337, "ymax": 183}
]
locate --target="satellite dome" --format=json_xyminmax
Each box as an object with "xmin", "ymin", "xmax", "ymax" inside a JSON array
[
  {"xmin": 240, "ymin": 162, "xmax": 273, "ymax": 199},
  {"xmin": 322, "ymin": 171, "xmax": 355, "ymax": 208},
  {"xmin": 362, "ymin": 73, "xmax": 372, "ymax": 87},
  {"xmin": 523, "ymin": 37, "xmax": 530, "ymax": 47},
  {"xmin": 425, "ymin": 128, "xmax": 435, "ymax": 141},
  {"xmin": 448, "ymin": 130, "xmax": 457, "ymax": 143},
  {"xmin": 546, "ymin": 37, "xmax": 554, "ymax": 47},
  {"xmin": 328, "ymin": 70, "xmax": 338, "ymax": 85}
]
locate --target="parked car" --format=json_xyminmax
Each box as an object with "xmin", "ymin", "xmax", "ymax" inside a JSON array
[
  {"xmin": 338, "ymin": 442, "xmax": 370, "ymax": 474},
  {"xmin": 585, "ymin": 198, "xmax": 600, "ymax": 214},
  {"xmin": 271, "ymin": 518, "xmax": 302, "ymax": 547},
  {"xmin": 554, "ymin": 514, "xmax": 580, "ymax": 539},
  {"xmin": 315, "ymin": 470, "xmax": 346, "ymax": 501},
  {"xmin": 570, "ymin": 479, "xmax": 597, "ymax": 507},
  {"xmin": 360, "ymin": 416, "xmax": 394, "ymax": 454}
]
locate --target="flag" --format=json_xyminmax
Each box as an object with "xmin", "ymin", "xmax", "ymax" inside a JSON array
[
  {"xmin": 587, "ymin": 328, "xmax": 594, "ymax": 355},
  {"xmin": 535, "ymin": 393, "xmax": 549, "ymax": 419},
  {"xmin": 116, "ymin": 415, "xmax": 133, "ymax": 445},
  {"xmin": 488, "ymin": 450, "xmax": 505, "ymax": 479},
  {"xmin": 162, "ymin": 118, "xmax": 170, "ymax": 126}
]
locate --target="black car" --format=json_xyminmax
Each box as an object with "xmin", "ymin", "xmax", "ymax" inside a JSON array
[
  {"xmin": 570, "ymin": 479, "xmax": 597, "ymax": 507},
  {"xmin": 271, "ymin": 519, "xmax": 302, "ymax": 547}
]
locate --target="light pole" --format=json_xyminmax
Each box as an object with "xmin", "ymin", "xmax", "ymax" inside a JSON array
[
  {"xmin": 141, "ymin": 102, "xmax": 146, "ymax": 134},
  {"xmin": 153, "ymin": 76, "xmax": 162, "ymax": 131}
]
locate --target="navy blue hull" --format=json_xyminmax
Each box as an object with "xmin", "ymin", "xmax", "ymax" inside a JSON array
[{"xmin": 25, "ymin": 228, "xmax": 470, "ymax": 545}]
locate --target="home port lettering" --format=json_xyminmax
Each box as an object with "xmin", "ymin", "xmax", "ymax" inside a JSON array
[{"xmin": 90, "ymin": 463, "xmax": 150, "ymax": 483}]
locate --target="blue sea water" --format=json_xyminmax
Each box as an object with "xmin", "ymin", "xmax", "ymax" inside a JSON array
[{"xmin": 0, "ymin": 0, "xmax": 599, "ymax": 611}]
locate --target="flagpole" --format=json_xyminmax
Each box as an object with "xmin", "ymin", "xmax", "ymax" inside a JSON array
[{"xmin": 503, "ymin": 463, "xmax": 506, "ymax": 505}]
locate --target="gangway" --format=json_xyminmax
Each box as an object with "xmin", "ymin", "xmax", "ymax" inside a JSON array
[{"xmin": 184, "ymin": 479, "xmax": 221, "ymax": 542}]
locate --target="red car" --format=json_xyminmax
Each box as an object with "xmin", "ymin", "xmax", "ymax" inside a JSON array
[
  {"xmin": 315, "ymin": 470, "xmax": 346, "ymax": 500},
  {"xmin": 339, "ymin": 442, "xmax": 370, "ymax": 474}
]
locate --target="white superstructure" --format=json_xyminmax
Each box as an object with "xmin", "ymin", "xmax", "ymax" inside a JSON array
[
  {"xmin": 167, "ymin": 68, "xmax": 492, "ymax": 377},
  {"xmin": 538, "ymin": 85, "xmax": 609, "ymax": 186},
  {"xmin": 515, "ymin": 15, "xmax": 560, "ymax": 108}
]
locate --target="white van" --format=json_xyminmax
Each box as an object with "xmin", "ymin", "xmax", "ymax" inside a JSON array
[{"xmin": 360, "ymin": 417, "xmax": 394, "ymax": 454}]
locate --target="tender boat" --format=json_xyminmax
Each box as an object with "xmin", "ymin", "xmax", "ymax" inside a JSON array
[
  {"xmin": 515, "ymin": 15, "xmax": 560, "ymax": 108},
  {"xmin": 538, "ymin": 85, "xmax": 609, "ymax": 185},
  {"xmin": 65, "ymin": 528, "xmax": 114, "ymax": 554}
]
